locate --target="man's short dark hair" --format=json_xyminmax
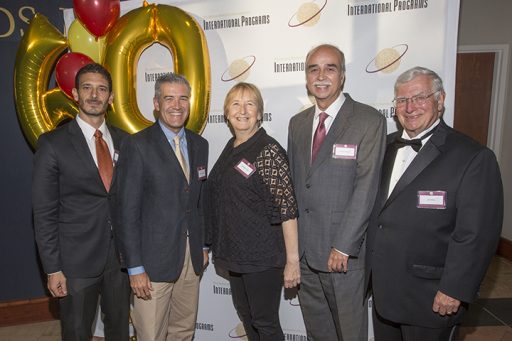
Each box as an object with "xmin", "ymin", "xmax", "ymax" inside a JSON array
[{"xmin": 74, "ymin": 63, "xmax": 113, "ymax": 93}]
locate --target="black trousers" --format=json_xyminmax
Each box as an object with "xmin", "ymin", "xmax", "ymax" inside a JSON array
[
  {"xmin": 229, "ymin": 268, "xmax": 284, "ymax": 341},
  {"xmin": 59, "ymin": 240, "xmax": 131, "ymax": 341},
  {"xmin": 372, "ymin": 300, "xmax": 459, "ymax": 341}
]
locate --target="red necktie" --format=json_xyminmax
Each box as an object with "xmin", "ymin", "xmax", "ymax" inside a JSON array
[
  {"xmin": 94, "ymin": 130, "xmax": 113, "ymax": 192},
  {"xmin": 311, "ymin": 112, "xmax": 328, "ymax": 163}
]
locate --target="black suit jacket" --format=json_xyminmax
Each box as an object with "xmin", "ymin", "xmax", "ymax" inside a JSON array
[
  {"xmin": 33, "ymin": 119, "xmax": 128, "ymax": 278},
  {"xmin": 366, "ymin": 120, "xmax": 503, "ymax": 328},
  {"xmin": 116, "ymin": 122, "xmax": 208, "ymax": 282}
]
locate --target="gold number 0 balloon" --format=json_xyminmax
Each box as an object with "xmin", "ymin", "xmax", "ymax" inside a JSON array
[
  {"xmin": 14, "ymin": 14, "xmax": 78, "ymax": 149},
  {"xmin": 104, "ymin": 3, "xmax": 211, "ymax": 134}
]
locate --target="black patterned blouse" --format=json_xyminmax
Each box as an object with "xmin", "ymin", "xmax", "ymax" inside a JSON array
[{"xmin": 206, "ymin": 128, "xmax": 298, "ymax": 273}]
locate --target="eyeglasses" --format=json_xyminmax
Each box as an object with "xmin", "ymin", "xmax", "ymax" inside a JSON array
[{"xmin": 392, "ymin": 91, "xmax": 439, "ymax": 108}]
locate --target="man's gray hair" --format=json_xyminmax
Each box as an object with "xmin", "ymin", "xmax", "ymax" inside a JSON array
[
  {"xmin": 154, "ymin": 73, "xmax": 191, "ymax": 98},
  {"xmin": 394, "ymin": 66, "xmax": 445, "ymax": 99},
  {"xmin": 305, "ymin": 44, "xmax": 346, "ymax": 72}
]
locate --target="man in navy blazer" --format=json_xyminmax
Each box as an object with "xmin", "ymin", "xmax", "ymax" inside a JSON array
[
  {"xmin": 366, "ymin": 66, "xmax": 503, "ymax": 340},
  {"xmin": 33, "ymin": 63, "xmax": 130, "ymax": 340},
  {"xmin": 116, "ymin": 73, "xmax": 208, "ymax": 341}
]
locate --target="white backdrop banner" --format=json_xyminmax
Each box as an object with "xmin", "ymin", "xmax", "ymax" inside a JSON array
[{"xmin": 64, "ymin": 1, "xmax": 460, "ymax": 339}]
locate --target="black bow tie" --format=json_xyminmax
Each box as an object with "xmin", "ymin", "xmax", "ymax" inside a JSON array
[
  {"xmin": 394, "ymin": 137, "xmax": 422, "ymax": 152},
  {"xmin": 394, "ymin": 127, "xmax": 436, "ymax": 152}
]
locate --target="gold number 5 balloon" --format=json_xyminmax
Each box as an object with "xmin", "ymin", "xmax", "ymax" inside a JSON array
[
  {"xmin": 14, "ymin": 3, "xmax": 211, "ymax": 148},
  {"xmin": 104, "ymin": 3, "xmax": 211, "ymax": 134}
]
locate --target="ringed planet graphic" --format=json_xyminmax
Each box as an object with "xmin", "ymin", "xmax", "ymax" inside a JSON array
[
  {"xmin": 288, "ymin": 0, "xmax": 328, "ymax": 27},
  {"xmin": 221, "ymin": 55, "xmax": 256, "ymax": 82},
  {"xmin": 228, "ymin": 323, "xmax": 248, "ymax": 339},
  {"xmin": 366, "ymin": 44, "xmax": 409, "ymax": 74}
]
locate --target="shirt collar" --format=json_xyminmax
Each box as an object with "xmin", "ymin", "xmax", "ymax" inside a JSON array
[
  {"xmin": 158, "ymin": 120, "xmax": 186, "ymax": 142},
  {"xmin": 76, "ymin": 114, "xmax": 108, "ymax": 140},
  {"xmin": 315, "ymin": 92, "xmax": 346, "ymax": 120},
  {"xmin": 401, "ymin": 119, "xmax": 440, "ymax": 140}
]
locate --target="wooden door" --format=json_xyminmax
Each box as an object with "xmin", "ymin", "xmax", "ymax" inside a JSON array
[{"xmin": 454, "ymin": 52, "xmax": 495, "ymax": 146}]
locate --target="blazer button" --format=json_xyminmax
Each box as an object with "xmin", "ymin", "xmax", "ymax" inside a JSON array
[
  {"xmin": 305, "ymin": 208, "xmax": 310, "ymax": 213},
  {"xmin": 378, "ymin": 224, "xmax": 383, "ymax": 229},
  {"xmin": 306, "ymin": 183, "xmax": 311, "ymax": 188}
]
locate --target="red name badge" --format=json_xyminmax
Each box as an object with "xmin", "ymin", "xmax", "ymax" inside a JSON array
[
  {"xmin": 197, "ymin": 166, "xmax": 207, "ymax": 180},
  {"xmin": 235, "ymin": 159, "xmax": 256, "ymax": 179},
  {"xmin": 332, "ymin": 144, "xmax": 357, "ymax": 159},
  {"xmin": 417, "ymin": 191, "xmax": 447, "ymax": 209}
]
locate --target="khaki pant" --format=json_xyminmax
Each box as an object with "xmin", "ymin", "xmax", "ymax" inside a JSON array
[{"xmin": 132, "ymin": 240, "xmax": 200, "ymax": 341}]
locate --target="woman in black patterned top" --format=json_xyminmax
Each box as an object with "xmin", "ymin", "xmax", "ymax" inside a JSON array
[{"xmin": 207, "ymin": 82, "xmax": 300, "ymax": 341}]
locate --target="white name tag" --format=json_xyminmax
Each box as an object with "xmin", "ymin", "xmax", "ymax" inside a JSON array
[
  {"xmin": 332, "ymin": 144, "xmax": 357, "ymax": 159},
  {"xmin": 417, "ymin": 191, "xmax": 447, "ymax": 209},
  {"xmin": 197, "ymin": 166, "xmax": 207, "ymax": 180},
  {"xmin": 235, "ymin": 159, "xmax": 256, "ymax": 178}
]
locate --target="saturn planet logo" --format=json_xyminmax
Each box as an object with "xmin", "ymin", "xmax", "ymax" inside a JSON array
[
  {"xmin": 221, "ymin": 55, "xmax": 257, "ymax": 82},
  {"xmin": 366, "ymin": 44, "xmax": 408, "ymax": 74},
  {"xmin": 228, "ymin": 322, "xmax": 248, "ymax": 339},
  {"xmin": 288, "ymin": 0, "xmax": 328, "ymax": 27}
]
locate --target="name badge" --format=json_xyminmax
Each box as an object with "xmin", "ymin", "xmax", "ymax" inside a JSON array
[
  {"xmin": 417, "ymin": 191, "xmax": 447, "ymax": 209},
  {"xmin": 332, "ymin": 144, "xmax": 357, "ymax": 159},
  {"xmin": 197, "ymin": 166, "xmax": 207, "ymax": 180},
  {"xmin": 235, "ymin": 159, "xmax": 256, "ymax": 179},
  {"xmin": 113, "ymin": 150, "xmax": 119, "ymax": 164}
]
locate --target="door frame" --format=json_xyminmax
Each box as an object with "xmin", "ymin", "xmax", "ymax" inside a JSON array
[{"xmin": 458, "ymin": 44, "xmax": 509, "ymax": 161}]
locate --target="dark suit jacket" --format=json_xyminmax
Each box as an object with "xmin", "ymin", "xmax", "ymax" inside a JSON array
[
  {"xmin": 288, "ymin": 93, "xmax": 386, "ymax": 272},
  {"xmin": 366, "ymin": 120, "xmax": 503, "ymax": 328},
  {"xmin": 33, "ymin": 119, "xmax": 127, "ymax": 278},
  {"xmin": 116, "ymin": 122, "xmax": 208, "ymax": 282}
]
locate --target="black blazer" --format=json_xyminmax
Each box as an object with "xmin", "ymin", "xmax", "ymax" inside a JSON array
[
  {"xmin": 366, "ymin": 120, "xmax": 503, "ymax": 328},
  {"xmin": 33, "ymin": 119, "xmax": 127, "ymax": 278},
  {"xmin": 116, "ymin": 122, "xmax": 208, "ymax": 282}
]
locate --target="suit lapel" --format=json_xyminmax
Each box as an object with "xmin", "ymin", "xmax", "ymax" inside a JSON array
[
  {"xmin": 377, "ymin": 138, "xmax": 399, "ymax": 210},
  {"xmin": 68, "ymin": 120, "xmax": 105, "ymax": 188},
  {"xmin": 296, "ymin": 108, "xmax": 315, "ymax": 174},
  {"xmin": 185, "ymin": 130, "xmax": 195, "ymax": 182},
  {"xmin": 109, "ymin": 124, "xmax": 122, "ymax": 185},
  {"xmin": 151, "ymin": 123, "xmax": 188, "ymax": 182},
  {"xmin": 310, "ymin": 95, "xmax": 354, "ymax": 174},
  {"xmin": 382, "ymin": 122, "xmax": 448, "ymax": 210}
]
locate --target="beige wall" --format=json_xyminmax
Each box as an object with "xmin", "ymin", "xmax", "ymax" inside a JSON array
[{"xmin": 458, "ymin": 0, "xmax": 512, "ymax": 240}]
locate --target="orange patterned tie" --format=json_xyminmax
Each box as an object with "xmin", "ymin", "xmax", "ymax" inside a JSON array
[{"xmin": 94, "ymin": 130, "xmax": 113, "ymax": 192}]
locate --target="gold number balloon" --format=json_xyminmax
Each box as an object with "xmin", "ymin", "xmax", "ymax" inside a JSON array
[
  {"xmin": 14, "ymin": 4, "xmax": 211, "ymax": 148},
  {"xmin": 104, "ymin": 3, "xmax": 211, "ymax": 134},
  {"xmin": 14, "ymin": 14, "xmax": 78, "ymax": 149}
]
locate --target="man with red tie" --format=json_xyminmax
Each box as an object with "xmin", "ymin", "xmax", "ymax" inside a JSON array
[
  {"xmin": 33, "ymin": 63, "xmax": 130, "ymax": 341},
  {"xmin": 287, "ymin": 44, "xmax": 386, "ymax": 341}
]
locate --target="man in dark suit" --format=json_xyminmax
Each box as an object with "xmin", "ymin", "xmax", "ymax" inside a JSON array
[
  {"xmin": 366, "ymin": 66, "xmax": 503, "ymax": 340},
  {"xmin": 33, "ymin": 63, "xmax": 130, "ymax": 340},
  {"xmin": 116, "ymin": 73, "xmax": 208, "ymax": 341},
  {"xmin": 287, "ymin": 44, "xmax": 386, "ymax": 341}
]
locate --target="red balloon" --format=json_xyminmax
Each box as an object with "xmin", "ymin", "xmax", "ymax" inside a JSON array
[
  {"xmin": 55, "ymin": 52, "xmax": 94, "ymax": 98},
  {"xmin": 73, "ymin": 0, "xmax": 120, "ymax": 37}
]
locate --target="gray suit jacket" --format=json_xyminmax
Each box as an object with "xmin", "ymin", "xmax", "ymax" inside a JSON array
[
  {"xmin": 288, "ymin": 93, "xmax": 386, "ymax": 272},
  {"xmin": 116, "ymin": 122, "xmax": 208, "ymax": 282}
]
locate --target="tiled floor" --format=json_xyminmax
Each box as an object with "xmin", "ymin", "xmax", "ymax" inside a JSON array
[
  {"xmin": 459, "ymin": 256, "xmax": 512, "ymax": 340},
  {"xmin": 1, "ymin": 256, "xmax": 511, "ymax": 340}
]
